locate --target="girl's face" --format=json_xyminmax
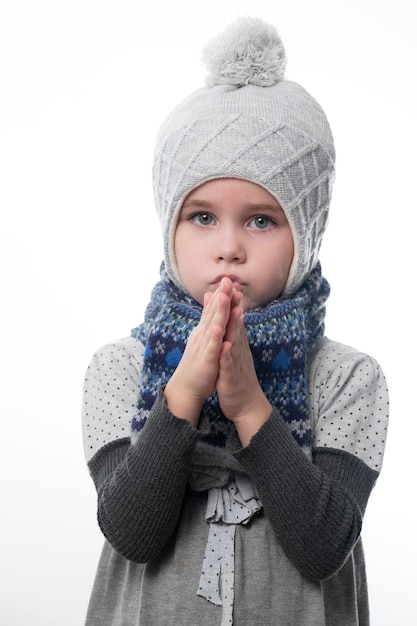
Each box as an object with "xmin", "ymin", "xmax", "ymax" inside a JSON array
[{"xmin": 174, "ymin": 178, "xmax": 294, "ymax": 310}]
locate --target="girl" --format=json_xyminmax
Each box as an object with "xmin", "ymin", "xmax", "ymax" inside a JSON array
[{"xmin": 83, "ymin": 17, "xmax": 389, "ymax": 625}]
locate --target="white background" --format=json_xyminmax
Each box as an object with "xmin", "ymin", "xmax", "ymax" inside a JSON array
[{"xmin": 1, "ymin": 1, "xmax": 415, "ymax": 624}]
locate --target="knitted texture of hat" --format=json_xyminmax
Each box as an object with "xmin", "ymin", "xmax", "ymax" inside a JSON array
[{"xmin": 152, "ymin": 17, "xmax": 336, "ymax": 296}]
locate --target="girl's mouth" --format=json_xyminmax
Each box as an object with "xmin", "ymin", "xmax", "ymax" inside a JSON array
[{"xmin": 211, "ymin": 274, "xmax": 246, "ymax": 291}]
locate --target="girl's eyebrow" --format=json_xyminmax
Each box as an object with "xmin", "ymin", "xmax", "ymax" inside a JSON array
[
  {"xmin": 244, "ymin": 202, "xmax": 285, "ymax": 215},
  {"xmin": 181, "ymin": 199, "xmax": 285, "ymax": 215},
  {"xmin": 181, "ymin": 199, "xmax": 213, "ymax": 210}
]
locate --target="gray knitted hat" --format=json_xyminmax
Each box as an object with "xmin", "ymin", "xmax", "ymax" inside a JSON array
[{"xmin": 152, "ymin": 17, "xmax": 335, "ymax": 297}]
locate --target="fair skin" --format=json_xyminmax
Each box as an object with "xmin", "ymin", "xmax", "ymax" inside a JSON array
[{"xmin": 164, "ymin": 178, "xmax": 294, "ymax": 446}]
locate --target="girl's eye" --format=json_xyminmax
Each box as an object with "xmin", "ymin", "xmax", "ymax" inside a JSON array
[
  {"xmin": 192, "ymin": 213, "xmax": 215, "ymax": 226},
  {"xmin": 250, "ymin": 216, "xmax": 274, "ymax": 230}
]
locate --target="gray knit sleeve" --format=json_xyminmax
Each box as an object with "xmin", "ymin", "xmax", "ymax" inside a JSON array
[
  {"xmin": 82, "ymin": 338, "xmax": 201, "ymax": 562},
  {"xmin": 233, "ymin": 338, "xmax": 388, "ymax": 582},
  {"xmin": 90, "ymin": 391, "xmax": 201, "ymax": 562}
]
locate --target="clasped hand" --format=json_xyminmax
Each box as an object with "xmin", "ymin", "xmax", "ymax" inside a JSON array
[{"xmin": 164, "ymin": 278, "xmax": 272, "ymax": 445}]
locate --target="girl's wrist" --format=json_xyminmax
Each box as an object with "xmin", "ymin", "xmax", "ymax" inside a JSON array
[
  {"xmin": 233, "ymin": 398, "xmax": 273, "ymax": 447},
  {"xmin": 164, "ymin": 381, "xmax": 202, "ymax": 427}
]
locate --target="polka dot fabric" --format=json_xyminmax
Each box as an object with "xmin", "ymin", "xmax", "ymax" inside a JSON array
[
  {"xmin": 197, "ymin": 475, "xmax": 262, "ymax": 626},
  {"xmin": 308, "ymin": 338, "xmax": 388, "ymax": 472},
  {"xmin": 82, "ymin": 337, "xmax": 144, "ymax": 463}
]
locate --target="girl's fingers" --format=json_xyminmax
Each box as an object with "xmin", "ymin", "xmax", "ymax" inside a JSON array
[
  {"xmin": 223, "ymin": 303, "xmax": 244, "ymax": 346},
  {"xmin": 200, "ymin": 279, "xmax": 234, "ymax": 335},
  {"xmin": 230, "ymin": 289, "xmax": 243, "ymax": 310},
  {"xmin": 203, "ymin": 291, "xmax": 213, "ymax": 308}
]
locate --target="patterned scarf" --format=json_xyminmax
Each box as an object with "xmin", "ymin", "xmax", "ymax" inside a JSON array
[{"xmin": 131, "ymin": 262, "xmax": 329, "ymax": 453}]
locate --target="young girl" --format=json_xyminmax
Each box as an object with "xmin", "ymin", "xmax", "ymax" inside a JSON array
[{"xmin": 83, "ymin": 17, "xmax": 389, "ymax": 626}]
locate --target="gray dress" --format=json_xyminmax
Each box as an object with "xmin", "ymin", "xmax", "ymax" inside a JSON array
[{"xmin": 82, "ymin": 336, "xmax": 388, "ymax": 625}]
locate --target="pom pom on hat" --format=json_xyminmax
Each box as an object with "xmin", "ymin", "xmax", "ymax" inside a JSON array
[{"xmin": 202, "ymin": 17, "xmax": 287, "ymax": 87}]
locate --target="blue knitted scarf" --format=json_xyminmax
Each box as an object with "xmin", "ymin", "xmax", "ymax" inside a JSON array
[{"xmin": 131, "ymin": 263, "xmax": 329, "ymax": 451}]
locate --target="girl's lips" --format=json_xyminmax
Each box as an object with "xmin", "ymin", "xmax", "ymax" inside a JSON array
[{"xmin": 212, "ymin": 275, "xmax": 246, "ymax": 290}]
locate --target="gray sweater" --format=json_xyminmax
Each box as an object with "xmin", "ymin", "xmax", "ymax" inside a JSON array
[{"xmin": 82, "ymin": 336, "xmax": 388, "ymax": 625}]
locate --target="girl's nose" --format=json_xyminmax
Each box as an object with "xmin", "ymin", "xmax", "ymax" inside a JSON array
[{"xmin": 215, "ymin": 228, "xmax": 246, "ymax": 263}]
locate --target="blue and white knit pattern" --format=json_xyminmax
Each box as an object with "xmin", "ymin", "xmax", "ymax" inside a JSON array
[{"xmin": 131, "ymin": 263, "xmax": 329, "ymax": 451}]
